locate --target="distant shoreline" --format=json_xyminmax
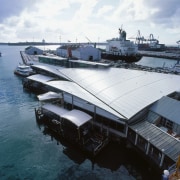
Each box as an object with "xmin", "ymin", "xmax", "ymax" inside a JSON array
[
  {"xmin": 0, "ymin": 41, "xmax": 178, "ymax": 47},
  {"xmin": 8, "ymin": 42, "xmax": 60, "ymax": 46},
  {"xmin": 0, "ymin": 42, "xmax": 106, "ymax": 46}
]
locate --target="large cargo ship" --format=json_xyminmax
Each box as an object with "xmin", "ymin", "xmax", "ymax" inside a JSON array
[{"xmin": 101, "ymin": 28, "xmax": 142, "ymax": 63}]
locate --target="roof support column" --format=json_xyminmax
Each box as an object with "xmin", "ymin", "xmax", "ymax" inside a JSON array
[
  {"xmin": 72, "ymin": 95, "xmax": 74, "ymax": 109},
  {"xmin": 94, "ymin": 105, "xmax": 96, "ymax": 121},
  {"xmin": 125, "ymin": 125, "xmax": 128, "ymax": 137},
  {"xmin": 146, "ymin": 138, "xmax": 150, "ymax": 155},
  {"xmin": 92, "ymin": 105, "xmax": 96, "ymax": 129},
  {"xmin": 77, "ymin": 128, "xmax": 80, "ymax": 141},
  {"xmin": 135, "ymin": 129, "xmax": 138, "ymax": 145},
  {"xmin": 160, "ymin": 149, "xmax": 165, "ymax": 167}
]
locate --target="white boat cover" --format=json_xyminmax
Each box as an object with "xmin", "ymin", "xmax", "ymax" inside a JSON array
[
  {"xmin": 27, "ymin": 74, "xmax": 55, "ymax": 83},
  {"xmin": 37, "ymin": 91, "xmax": 62, "ymax": 101},
  {"xmin": 61, "ymin": 109, "xmax": 92, "ymax": 127}
]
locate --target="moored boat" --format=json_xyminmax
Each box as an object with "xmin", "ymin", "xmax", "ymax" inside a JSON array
[
  {"xmin": 14, "ymin": 64, "xmax": 35, "ymax": 77},
  {"xmin": 101, "ymin": 27, "xmax": 142, "ymax": 63}
]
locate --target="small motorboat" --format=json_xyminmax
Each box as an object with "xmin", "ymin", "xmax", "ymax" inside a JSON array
[{"xmin": 14, "ymin": 64, "xmax": 35, "ymax": 77}]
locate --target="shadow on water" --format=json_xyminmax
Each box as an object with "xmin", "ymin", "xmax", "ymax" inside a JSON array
[
  {"xmin": 94, "ymin": 142, "xmax": 161, "ymax": 180},
  {"xmin": 36, "ymin": 120, "xmax": 161, "ymax": 180},
  {"xmin": 41, "ymin": 126, "xmax": 87, "ymax": 164}
]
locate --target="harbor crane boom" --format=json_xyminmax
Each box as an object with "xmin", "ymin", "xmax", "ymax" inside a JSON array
[{"xmin": 85, "ymin": 36, "xmax": 92, "ymax": 43}]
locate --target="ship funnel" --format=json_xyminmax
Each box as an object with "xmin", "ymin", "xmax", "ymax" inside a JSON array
[{"xmin": 119, "ymin": 28, "xmax": 126, "ymax": 41}]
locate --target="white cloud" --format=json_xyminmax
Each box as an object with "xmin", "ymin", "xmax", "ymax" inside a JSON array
[
  {"xmin": 0, "ymin": 0, "xmax": 179, "ymax": 45},
  {"xmin": 96, "ymin": 5, "xmax": 114, "ymax": 17}
]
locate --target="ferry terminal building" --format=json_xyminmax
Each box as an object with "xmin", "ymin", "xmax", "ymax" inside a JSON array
[{"xmin": 26, "ymin": 62, "xmax": 180, "ymax": 170}]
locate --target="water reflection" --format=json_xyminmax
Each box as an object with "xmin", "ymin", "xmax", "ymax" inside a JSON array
[{"xmin": 36, "ymin": 119, "xmax": 161, "ymax": 180}]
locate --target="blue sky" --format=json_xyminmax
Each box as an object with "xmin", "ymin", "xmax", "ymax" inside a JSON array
[{"xmin": 0, "ymin": 0, "xmax": 179, "ymax": 45}]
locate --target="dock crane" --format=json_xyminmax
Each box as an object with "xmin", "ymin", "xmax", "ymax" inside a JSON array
[
  {"xmin": 85, "ymin": 36, "xmax": 92, "ymax": 43},
  {"xmin": 85, "ymin": 36, "xmax": 97, "ymax": 48},
  {"xmin": 128, "ymin": 30, "xmax": 146, "ymax": 44},
  {"xmin": 135, "ymin": 30, "xmax": 146, "ymax": 44},
  {"xmin": 129, "ymin": 30, "xmax": 159, "ymax": 45},
  {"xmin": 147, "ymin": 34, "xmax": 159, "ymax": 44}
]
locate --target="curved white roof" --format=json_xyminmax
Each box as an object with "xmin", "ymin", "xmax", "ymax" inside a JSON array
[
  {"xmin": 37, "ymin": 91, "xmax": 62, "ymax": 101},
  {"xmin": 27, "ymin": 74, "xmax": 55, "ymax": 83},
  {"xmin": 31, "ymin": 65, "xmax": 69, "ymax": 80},
  {"xmin": 45, "ymin": 80, "xmax": 124, "ymax": 119},
  {"xmin": 58, "ymin": 68, "xmax": 180, "ymax": 119},
  {"xmin": 61, "ymin": 109, "xmax": 92, "ymax": 127},
  {"xmin": 42, "ymin": 103, "xmax": 69, "ymax": 117}
]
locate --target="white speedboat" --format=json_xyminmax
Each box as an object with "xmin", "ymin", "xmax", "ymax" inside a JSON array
[
  {"xmin": 14, "ymin": 64, "xmax": 35, "ymax": 77},
  {"xmin": 101, "ymin": 27, "xmax": 142, "ymax": 63}
]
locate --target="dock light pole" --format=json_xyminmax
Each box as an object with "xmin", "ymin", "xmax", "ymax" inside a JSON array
[
  {"xmin": 59, "ymin": 35, "xmax": 61, "ymax": 45},
  {"xmin": 160, "ymin": 149, "xmax": 165, "ymax": 167},
  {"xmin": 98, "ymin": 37, "xmax": 100, "ymax": 48}
]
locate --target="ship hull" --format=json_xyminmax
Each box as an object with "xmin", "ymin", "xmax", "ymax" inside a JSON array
[{"xmin": 101, "ymin": 52, "xmax": 142, "ymax": 63}]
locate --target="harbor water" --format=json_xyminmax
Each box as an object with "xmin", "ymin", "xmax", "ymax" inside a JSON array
[{"xmin": 0, "ymin": 45, "xmax": 177, "ymax": 180}]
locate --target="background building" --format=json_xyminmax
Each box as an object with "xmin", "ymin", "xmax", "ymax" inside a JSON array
[
  {"xmin": 25, "ymin": 46, "xmax": 43, "ymax": 55},
  {"xmin": 56, "ymin": 45, "xmax": 101, "ymax": 61}
]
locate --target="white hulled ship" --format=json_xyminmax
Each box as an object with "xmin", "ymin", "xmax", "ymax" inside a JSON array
[{"xmin": 101, "ymin": 27, "xmax": 142, "ymax": 63}]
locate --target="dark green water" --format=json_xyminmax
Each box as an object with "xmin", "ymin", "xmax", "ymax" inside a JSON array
[{"xmin": 1, "ymin": 45, "xmax": 175, "ymax": 179}]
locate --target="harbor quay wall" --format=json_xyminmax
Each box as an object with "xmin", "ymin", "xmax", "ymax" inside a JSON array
[{"xmin": 139, "ymin": 50, "xmax": 180, "ymax": 60}]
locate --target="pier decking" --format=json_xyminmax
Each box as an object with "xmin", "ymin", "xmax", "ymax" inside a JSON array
[{"xmin": 128, "ymin": 121, "xmax": 180, "ymax": 169}]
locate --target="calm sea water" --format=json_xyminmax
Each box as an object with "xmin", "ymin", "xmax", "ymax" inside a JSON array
[{"xmin": 1, "ymin": 45, "xmax": 176, "ymax": 180}]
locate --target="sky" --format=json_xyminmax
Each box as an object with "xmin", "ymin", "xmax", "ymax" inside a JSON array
[{"xmin": 0, "ymin": 0, "xmax": 180, "ymax": 45}]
